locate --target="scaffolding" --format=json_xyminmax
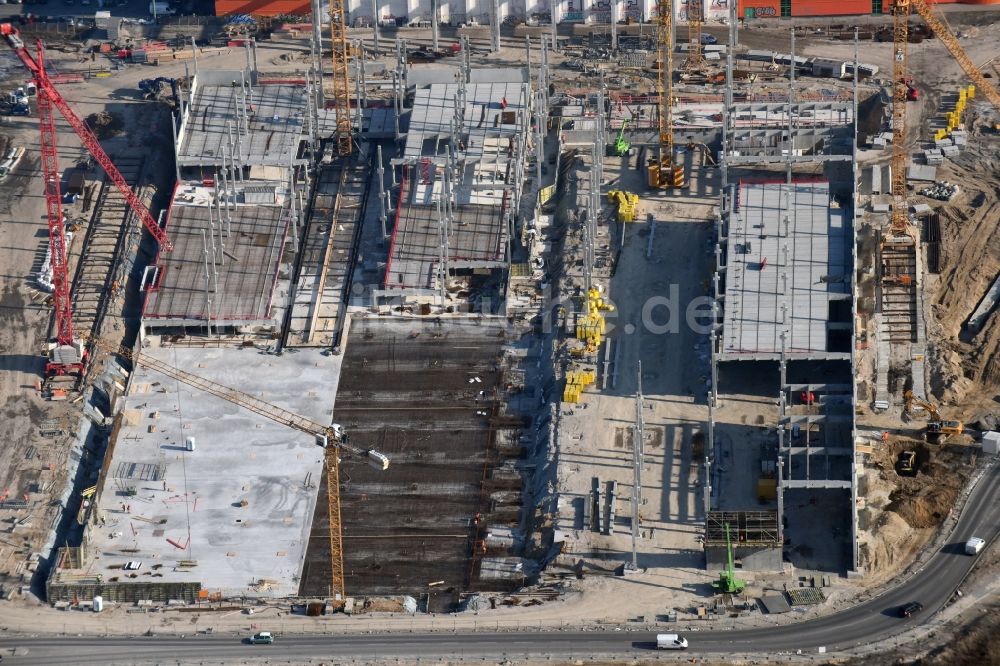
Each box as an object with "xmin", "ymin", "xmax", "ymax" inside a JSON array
[{"xmin": 704, "ymin": 511, "xmax": 779, "ymax": 547}]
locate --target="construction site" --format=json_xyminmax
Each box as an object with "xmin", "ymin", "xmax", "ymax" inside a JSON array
[{"xmin": 0, "ymin": 0, "xmax": 997, "ymax": 646}]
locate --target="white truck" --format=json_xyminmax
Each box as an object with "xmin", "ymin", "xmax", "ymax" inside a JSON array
[
  {"xmin": 656, "ymin": 634, "xmax": 688, "ymax": 650},
  {"xmin": 965, "ymin": 537, "xmax": 985, "ymax": 555},
  {"xmin": 149, "ymin": 1, "xmax": 175, "ymax": 15}
]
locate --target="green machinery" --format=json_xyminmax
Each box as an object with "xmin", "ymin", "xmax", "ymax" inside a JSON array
[
  {"xmin": 713, "ymin": 522, "xmax": 746, "ymax": 595},
  {"xmin": 614, "ymin": 120, "xmax": 630, "ymax": 156}
]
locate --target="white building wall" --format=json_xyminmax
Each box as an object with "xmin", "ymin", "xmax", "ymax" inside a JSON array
[{"xmin": 348, "ymin": 0, "xmax": 665, "ymax": 25}]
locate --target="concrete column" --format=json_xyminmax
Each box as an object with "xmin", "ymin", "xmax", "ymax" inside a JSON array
[
  {"xmin": 371, "ymin": 0, "xmax": 381, "ymax": 54},
  {"xmin": 610, "ymin": 0, "xmax": 616, "ymax": 51},
  {"xmin": 490, "ymin": 0, "xmax": 501, "ymax": 52},
  {"xmin": 432, "ymin": 0, "xmax": 440, "ymax": 50},
  {"xmin": 777, "ymin": 457, "xmax": 785, "ymax": 542},
  {"xmin": 377, "ymin": 144, "xmax": 388, "ymax": 240},
  {"xmin": 311, "ymin": 0, "xmax": 326, "ymax": 108}
]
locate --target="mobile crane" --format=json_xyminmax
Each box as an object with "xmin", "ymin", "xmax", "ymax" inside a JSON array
[
  {"xmin": 712, "ymin": 522, "xmax": 746, "ymax": 595},
  {"xmin": 903, "ymin": 390, "xmax": 964, "ymax": 439},
  {"xmin": 0, "ymin": 24, "xmax": 172, "ymax": 378},
  {"xmin": 90, "ymin": 335, "xmax": 390, "ymax": 606}
]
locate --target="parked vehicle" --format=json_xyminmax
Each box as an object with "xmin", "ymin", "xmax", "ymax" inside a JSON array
[{"xmin": 656, "ymin": 634, "xmax": 688, "ymax": 650}]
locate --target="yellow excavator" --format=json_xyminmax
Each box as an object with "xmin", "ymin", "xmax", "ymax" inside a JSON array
[{"xmin": 903, "ymin": 390, "xmax": 964, "ymax": 439}]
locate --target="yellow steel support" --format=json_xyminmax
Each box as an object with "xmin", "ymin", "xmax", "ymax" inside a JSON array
[{"xmin": 330, "ymin": 0, "xmax": 353, "ymax": 155}]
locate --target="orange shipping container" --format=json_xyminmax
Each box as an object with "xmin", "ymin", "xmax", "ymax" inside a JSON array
[{"xmin": 215, "ymin": 0, "xmax": 311, "ymax": 15}]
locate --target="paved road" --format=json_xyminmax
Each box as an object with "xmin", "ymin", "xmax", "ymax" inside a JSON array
[{"xmin": 2, "ymin": 462, "xmax": 997, "ymax": 664}]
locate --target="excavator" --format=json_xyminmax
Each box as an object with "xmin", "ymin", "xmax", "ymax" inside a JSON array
[{"xmin": 903, "ymin": 390, "xmax": 964, "ymax": 439}]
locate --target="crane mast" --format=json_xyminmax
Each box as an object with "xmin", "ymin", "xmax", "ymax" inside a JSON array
[
  {"xmin": 890, "ymin": 0, "xmax": 910, "ymax": 236},
  {"xmin": 35, "ymin": 43, "xmax": 75, "ymax": 365},
  {"xmin": 329, "ymin": 0, "xmax": 353, "ymax": 155},
  {"xmin": 0, "ymin": 26, "xmax": 173, "ymax": 375},
  {"xmin": 649, "ymin": 0, "xmax": 684, "ymax": 189}
]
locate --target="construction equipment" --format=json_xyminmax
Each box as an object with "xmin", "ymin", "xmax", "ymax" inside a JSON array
[
  {"xmin": 574, "ymin": 286, "xmax": 614, "ymax": 354},
  {"xmin": 607, "ymin": 190, "xmax": 639, "ymax": 222},
  {"xmin": 563, "ymin": 369, "xmax": 597, "ymax": 403},
  {"xmin": 329, "ymin": 0, "xmax": 353, "ymax": 155},
  {"xmin": 138, "ymin": 77, "xmax": 180, "ymax": 109},
  {"xmin": 90, "ymin": 336, "xmax": 389, "ymax": 607},
  {"xmin": 903, "ymin": 389, "xmax": 964, "ymax": 438},
  {"xmin": 0, "ymin": 24, "xmax": 172, "ymax": 377},
  {"xmin": 4, "ymin": 89, "xmax": 30, "ymax": 116},
  {"xmin": 896, "ymin": 450, "xmax": 917, "ymax": 476},
  {"xmin": 614, "ymin": 120, "xmax": 630, "ymax": 156},
  {"xmin": 890, "ymin": 0, "xmax": 1000, "ymax": 237},
  {"xmin": 647, "ymin": 0, "xmax": 685, "ymax": 190},
  {"xmin": 712, "ymin": 522, "xmax": 746, "ymax": 595}
]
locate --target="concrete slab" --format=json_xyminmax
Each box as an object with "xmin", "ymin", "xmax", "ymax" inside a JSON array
[
  {"xmin": 88, "ymin": 345, "xmax": 343, "ymax": 598},
  {"xmin": 721, "ymin": 181, "xmax": 850, "ymax": 356},
  {"xmin": 144, "ymin": 187, "xmax": 290, "ymax": 327}
]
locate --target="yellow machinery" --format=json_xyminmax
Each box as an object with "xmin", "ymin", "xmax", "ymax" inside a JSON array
[
  {"xmin": 648, "ymin": 0, "xmax": 685, "ymax": 190},
  {"xmin": 903, "ymin": 390, "xmax": 964, "ymax": 438},
  {"xmin": 563, "ymin": 369, "xmax": 597, "ymax": 403},
  {"xmin": 574, "ymin": 287, "xmax": 614, "ymax": 354},
  {"xmin": 87, "ymin": 336, "xmax": 387, "ymax": 608},
  {"xmin": 897, "ymin": 450, "xmax": 917, "ymax": 476},
  {"xmin": 329, "ymin": 0, "xmax": 352, "ymax": 155},
  {"xmin": 607, "ymin": 190, "xmax": 639, "ymax": 223},
  {"xmin": 891, "ymin": 0, "xmax": 1000, "ymax": 237},
  {"xmin": 934, "ymin": 85, "xmax": 975, "ymax": 141}
]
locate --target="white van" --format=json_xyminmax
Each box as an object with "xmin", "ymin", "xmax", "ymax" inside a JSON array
[
  {"xmin": 965, "ymin": 537, "xmax": 986, "ymax": 555},
  {"xmin": 656, "ymin": 634, "xmax": 688, "ymax": 650}
]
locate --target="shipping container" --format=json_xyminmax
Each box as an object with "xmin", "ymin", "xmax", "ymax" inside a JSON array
[{"xmin": 66, "ymin": 169, "xmax": 85, "ymax": 196}]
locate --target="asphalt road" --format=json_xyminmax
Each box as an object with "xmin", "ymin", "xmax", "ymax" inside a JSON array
[{"xmin": 1, "ymin": 461, "xmax": 997, "ymax": 664}]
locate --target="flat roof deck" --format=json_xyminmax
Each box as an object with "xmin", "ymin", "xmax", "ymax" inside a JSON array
[
  {"xmin": 721, "ymin": 181, "xmax": 849, "ymax": 356},
  {"xmin": 178, "ymin": 81, "xmax": 306, "ymax": 168},
  {"xmin": 143, "ymin": 189, "xmax": 288, "ymax": 327},
  {"xmin": 89, "ymin": 346, "xmax": 343, "ymax": 599},
  {"xmin": 384, "ymin": 191, "xmax": 504, "ymax": 290},
  {"xmin": 404, "ymin": 82, "xmax": 527, "ymax": 162}
]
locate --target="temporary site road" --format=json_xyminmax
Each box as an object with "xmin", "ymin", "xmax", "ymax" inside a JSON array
[{"xmin": 2, "ymin": 462, "xmax": 997, "ymax": 664}]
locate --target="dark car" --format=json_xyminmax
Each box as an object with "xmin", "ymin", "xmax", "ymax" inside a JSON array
[
  {"xmin": 899, "ymin": 601, "xmax": 923, "ymax": 617},
  {"xmin": 407, "ymin": 49, "xmax": 439, "ymax": 63}
]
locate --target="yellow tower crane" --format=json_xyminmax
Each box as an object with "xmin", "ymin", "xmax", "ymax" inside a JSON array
[
  {"xmin": 890, "ymin": 0, "xmax": 1000, "ymax": 236},
  {"xmin": 329, "ymin": 0, "xmax": 353, "ymax": 155},
  {"xmin": 88, "ymin": 336, "xmax": 388, "ymax": 607},
  {"xmin": 648, "ymin": 0, "xmax": 685, "ymax": 189}
]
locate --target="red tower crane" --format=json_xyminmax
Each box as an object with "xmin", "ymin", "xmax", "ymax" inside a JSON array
[{"xmin": 1, "ymin": 25, "xmax": 173, "ymax": 377}]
